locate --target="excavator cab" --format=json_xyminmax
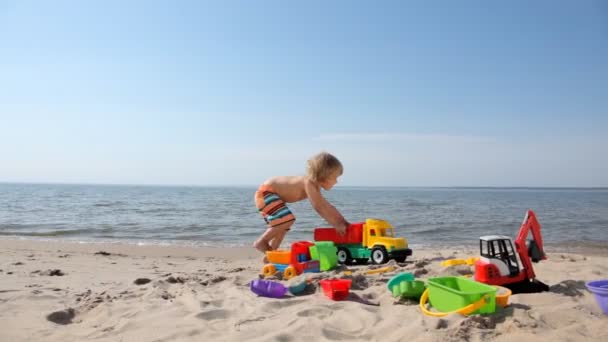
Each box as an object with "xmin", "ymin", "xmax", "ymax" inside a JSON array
[{"xmin": 479, "ymin": 235, "xmax": 520, "ymax": 277}]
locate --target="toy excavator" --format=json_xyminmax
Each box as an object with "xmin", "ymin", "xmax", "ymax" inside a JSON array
[{"xmin": 474, "ymin": 210, "xmax": 550, "ymax": 294}]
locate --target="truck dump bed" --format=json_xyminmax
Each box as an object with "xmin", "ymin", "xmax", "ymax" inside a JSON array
[{"xmin": 314, "ymin": 222, "xmax": 364, "ymax": 244}]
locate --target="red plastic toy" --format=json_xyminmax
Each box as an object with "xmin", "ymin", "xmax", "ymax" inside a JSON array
[
  {"xmin": 315, "ymin": 223, "xmax": 364, "ymax": 244},
  {"xmin": 320, "ymin": 279, "xmax": 352, "ymax": 301}
]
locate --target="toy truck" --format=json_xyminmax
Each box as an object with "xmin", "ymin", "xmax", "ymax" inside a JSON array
[
  {"xmin": 314, "ymin": 218, "xmax": 412, "ymax": 265},
  {"xmin": 261, "ymin": 241, "xmax": 320, "ymax": 280}
]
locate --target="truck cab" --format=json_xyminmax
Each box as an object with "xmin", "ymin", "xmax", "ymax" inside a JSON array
[{"xmin": 363, "ymin": 219, "xmax": 410, "ymax": 264}]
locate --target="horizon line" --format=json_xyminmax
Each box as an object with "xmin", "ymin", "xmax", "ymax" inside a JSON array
[{"xmin": 1, "ymin": 181, "xmax": 607, "ymax": 190}]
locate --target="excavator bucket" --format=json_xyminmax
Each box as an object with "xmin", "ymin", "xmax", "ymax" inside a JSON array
[{"xmin": 528, "ymin": 239, "xmax": 545, "ymax": 263}]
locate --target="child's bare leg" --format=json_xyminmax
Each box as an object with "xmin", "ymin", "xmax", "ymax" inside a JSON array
[
  {"xmin": 253, "ymin": 235, "xmax": 271, "ymax": 254},
  {"xmin": 254, "ymin": 220, "xmax": 294, "ymax": 256},
  {"xmin": 269, "ymin": 223, "xmax": 292, "ymax": 251},
  {"xmin": 253, "ymin": 225, "xmax": 283, "ymax": 253}
]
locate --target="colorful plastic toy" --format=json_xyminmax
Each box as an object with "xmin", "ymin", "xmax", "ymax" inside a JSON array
[
  {"xmin": 494, "ymin": 285, "xmax": 512, "ymax": 308},
  {"xmin": 250, "ymin": 279, "xmax": 288, "ymax": 298},
  {"xmin": 309, "ymin": 241, "xmax": 338, "ymax": 271},
  {"xmin": 420, "ymin": 282, "xmax": 511, "ymax": 317},
  {"xmin": 314, "ymin": 218, "xmax": 412, "ymax": 265},
  {"xmin": 287, "ymin": 275, "xmax": 308, "ymax": 295},
  {"xmin": 343, "ymin": 266, "xmax": 396, "ymax": 276},
  {"xmin": 387, "ymin": 272, "xmax": 426, "ymax": 298},
  {"xmin": 366, "ymin": 266, "xmax": 396, "ymax": 275},
  {"xmin": 586, "ymin": 279, "xmax": 608, "ymax": 315},
  {"xmin": 441, "ymin": 257, "xmax": 479, "ymax": 267},
  {"xmin": 426, "ymin": 276, "xmax": 497, "ymax": 315},
  {"xmin": 419, "ymin": 288, "xmax": 491, "ymax": 317},
  {"xmin": 262, "ymin": 241, "xmax": 320, "ymax": 280},
  {"xmin": 320, "ymin": 279, "xmax": 352, "ymax": 301},
  {"xmin": 474, "ymin": 210, "xmax": 549, "ymax": 294}
]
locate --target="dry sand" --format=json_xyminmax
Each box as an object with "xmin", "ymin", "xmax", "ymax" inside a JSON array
[{"xmin": 0, "ymin": 238, "xmax": 606, "ymax": 341}]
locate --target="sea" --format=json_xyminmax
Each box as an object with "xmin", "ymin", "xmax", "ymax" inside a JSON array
[{"xmin": 1, "ymin": 183, "xmax": 607, "ymax": 250}]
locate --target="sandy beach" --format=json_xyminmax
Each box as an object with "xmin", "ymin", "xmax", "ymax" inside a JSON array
[{"xmin": 0, "ymin": 239, "xmax": 606, "ymax": 342}]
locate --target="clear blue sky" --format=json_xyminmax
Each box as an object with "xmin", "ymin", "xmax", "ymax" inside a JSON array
[{"xmin": 1, "ymin": 0, "xmax": 607, "ymax": 187}]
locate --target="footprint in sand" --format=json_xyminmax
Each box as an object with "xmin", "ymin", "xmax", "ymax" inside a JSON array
[
  {"xmin": 415, "ymin": 260, "xmax": 431, "ymax": 268},
  {"xmin": 40, "ymin": 269, "xmax": 65, "ymax": 276},
  {"xmin": 321, "ymin": 327, "xmax": 358, "ymax": 341},
  {"xmin": 199, "ymin": 299, "xmax": 224, "ymax": 308},
  {"xmin": 196, "ymin": 309, "xmax": 231, "ymax": 321},
  {"xmin": 133, "ymin": 278, "xmax": 151, "ymax": 285},
  {"xmin": 296, "ymin": 307, "xmax": 333, "ymax": 319},
  {"xmin": 166, "ymin": 276, "xmax": 187, "ymax": 284},
  {"xmin": 46, "ymin": 308, "xmax": 76, "ymax": 325},
  {"xmin": 262, "ymin": 299, "xmax": 308, "ymax": 311},
  {"xmin": 199, "ymin": 276, "xmax": 226, "ymax": 286},
  {"xmin": 550, "ymin": 280, "xmax": 587, "ymax": 297}
]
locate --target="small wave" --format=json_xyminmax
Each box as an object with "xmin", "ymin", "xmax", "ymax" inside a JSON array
[
  {"xmin": 93, "ymin": 201, "xmax": 126, "ymax": 207},
  {"xmin": 402, "ymin": 200, "xmax": 428, "ymax": 207},
  {"xmin": 133, "ymin": 208, "xmax": 190, "ymax": 214},
  {"xmin": 0, "ymin": 229, "xmax": 97, "ymax": 237},
  {"xmin": 398, "ymin": 225, "xmax": 456, "ymax": 235},
  {"xmin": 548, "ymin": 240, "xmax": 608, "ymax": 250}
]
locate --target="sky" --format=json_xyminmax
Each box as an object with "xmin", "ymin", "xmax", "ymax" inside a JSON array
[{"xmin": 1, "ymin": 0, "xmax": 607, "ymax": 187}]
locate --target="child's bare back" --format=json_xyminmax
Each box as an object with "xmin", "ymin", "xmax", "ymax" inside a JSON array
[{"xmin": 261, "ymin": 176, "xmax": 308, "ymax": 203}]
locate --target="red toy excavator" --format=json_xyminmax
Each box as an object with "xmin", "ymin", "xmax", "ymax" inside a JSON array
[{"xmin": 474, "ymin": 210, "xmax": 550, "ymax": 294}]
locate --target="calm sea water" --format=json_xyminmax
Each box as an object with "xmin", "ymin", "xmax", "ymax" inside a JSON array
[{"xmin": 1, "ymin": 183, "xmax": 607, "ymax": 249}]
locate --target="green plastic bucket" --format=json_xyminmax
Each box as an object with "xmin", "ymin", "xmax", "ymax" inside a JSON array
[{"xmin": 427, "ymin": 276, "xmax": 497, "ymax": 314}]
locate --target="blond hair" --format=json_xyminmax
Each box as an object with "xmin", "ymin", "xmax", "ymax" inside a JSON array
[{"xmin": 306, "ymin": 152, "xmax": 343, "ymax": 182}]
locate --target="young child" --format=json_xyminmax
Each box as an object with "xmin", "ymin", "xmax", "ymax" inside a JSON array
[{"xmin": 253, "ymin": 151, "xmax": 350, "ymax": 255}]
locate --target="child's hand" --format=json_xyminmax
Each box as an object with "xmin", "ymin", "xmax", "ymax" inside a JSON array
[{"xmin": 336, "ymin": 222, "xmax": 348, "ymax": 236}]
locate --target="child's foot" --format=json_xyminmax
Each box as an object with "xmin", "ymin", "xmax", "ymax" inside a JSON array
[
  {"xmin": 262, "ymin": 255, "xmax": 269, "ymax": 264},
  {"xmin": 253, "ymin": 239, "xmax": 271, "ymax": 254}
]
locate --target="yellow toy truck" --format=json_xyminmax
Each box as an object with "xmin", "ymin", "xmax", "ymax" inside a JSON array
[{"xmin": 314, "ymin": 218, "xmax": 412, "ymax": 265}]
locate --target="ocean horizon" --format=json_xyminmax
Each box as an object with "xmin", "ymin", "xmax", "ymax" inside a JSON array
[
  {"xmin": 1, "ymin": 182, "xmax": 607, "ymax": 250},
  {"xmin": 3, "ymin": 181, "xmax": 608, "ymax": 190}
]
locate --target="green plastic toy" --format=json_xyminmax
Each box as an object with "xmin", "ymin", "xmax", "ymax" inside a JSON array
[
  {"xmin": 427, "ymin": 276, "xmax": 497, "ymax": 315},
  {"xmin": 309, "ymin": 241, "xmax": 338, "ymax": 271},
  {"xmin": 387, "ymin": 272, "xmax": 426, "ymax": 298}
]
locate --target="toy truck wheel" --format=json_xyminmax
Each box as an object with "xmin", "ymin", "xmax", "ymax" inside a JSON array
[
  {"xmin": 394, "ymin": 255, "xmax": 407, "ymax": 263},
  {"xmin": 371, "ymin": 247, "xmax": 389, "ymax": 264},
  {"xmin": 262, "ymin": 264, "xmax": 277, "ymax": 277},
  {"xmin": 337, "ymin": 247, "xmax": 353, "ymax": 265},
  {"xmin": 283, "ymin": 266, "xmax": 297, "ymax": 280}
]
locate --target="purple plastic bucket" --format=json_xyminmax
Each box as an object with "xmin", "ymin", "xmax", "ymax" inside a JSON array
[{"xmin": 586, "ymin": 279, "xmax": 608, "ymax": 315}]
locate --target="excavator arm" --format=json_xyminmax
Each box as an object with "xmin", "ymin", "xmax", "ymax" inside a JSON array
[{"xmin": 514, "ymin": 210, "xmax": 547, "ymax": 280}]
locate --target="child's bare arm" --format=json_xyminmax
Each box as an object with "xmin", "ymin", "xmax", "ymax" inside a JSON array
[{"xmin": 304, "ymin": 179, "xmax": 349, "ymax": 234}]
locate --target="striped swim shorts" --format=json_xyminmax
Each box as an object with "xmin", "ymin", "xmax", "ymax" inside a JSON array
[{"xmin": 254, "ymin": 185, "xmax": 296, "ymax": 229}]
